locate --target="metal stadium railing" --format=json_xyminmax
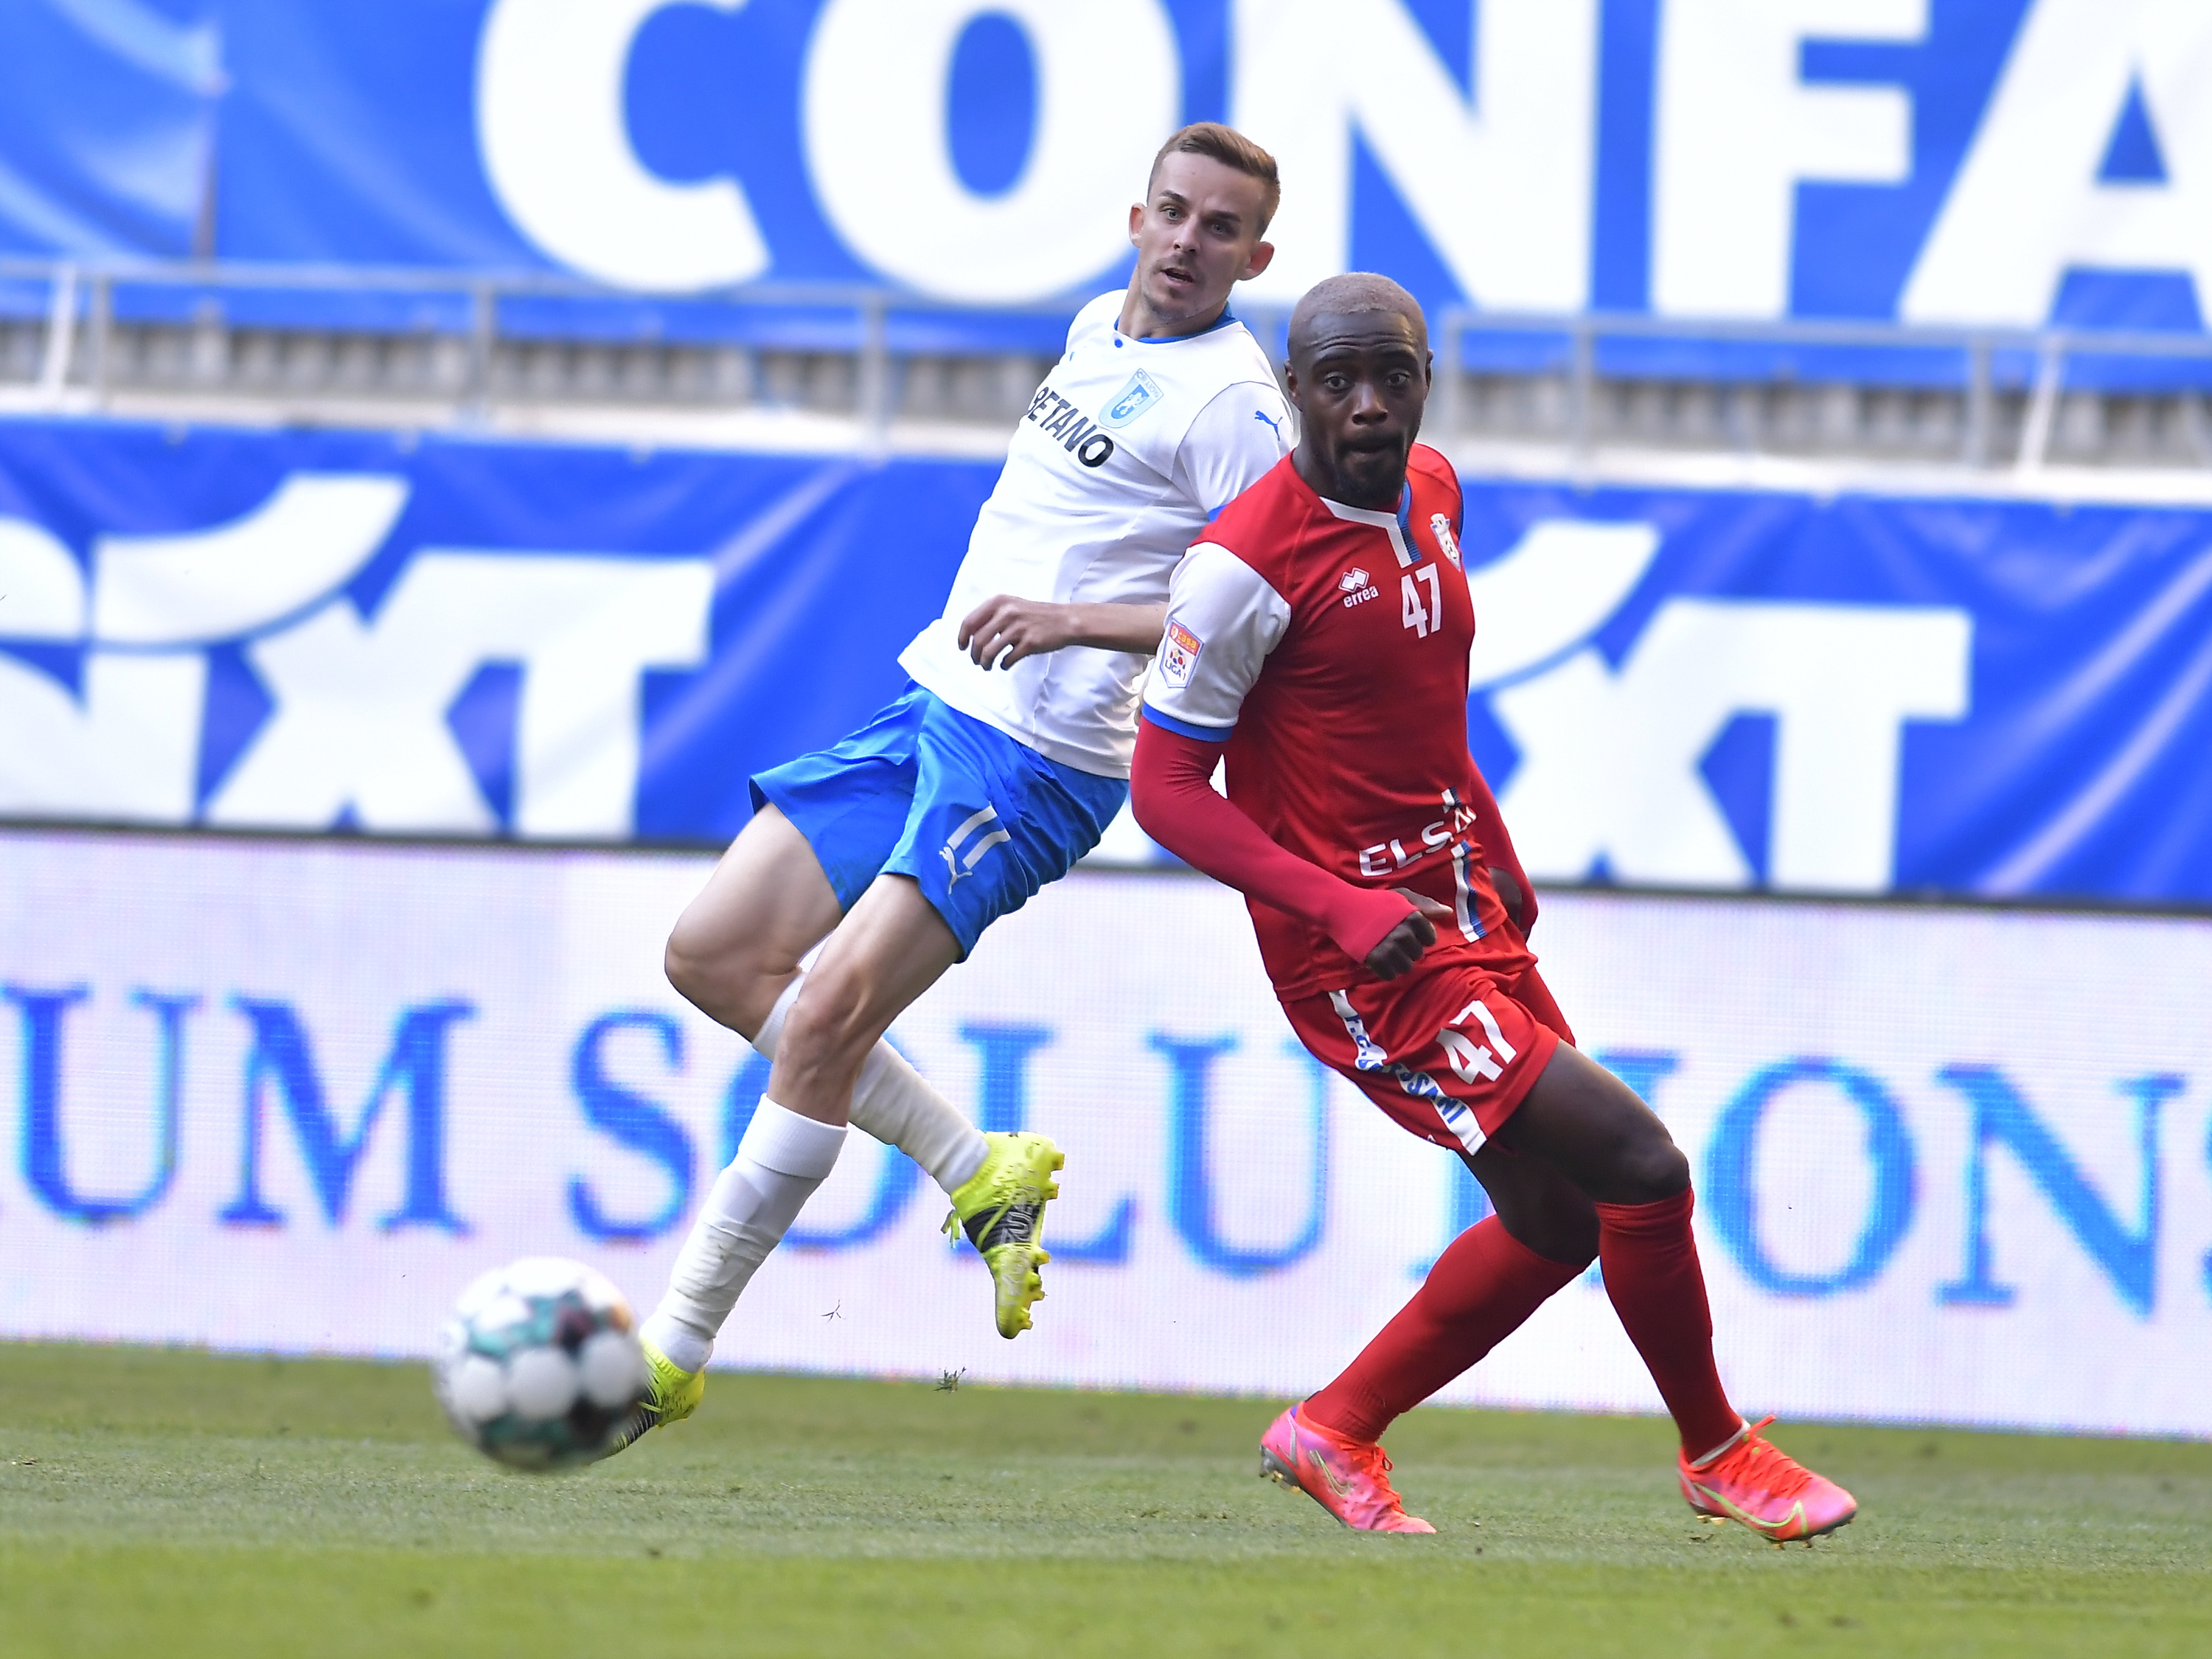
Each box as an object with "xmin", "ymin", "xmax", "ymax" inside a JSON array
[
  {"xmin": 6, "ymin": 257, "xmax": 2212, "ymax": 471},
  {"xmin": 1436, "ymin": 310, "xmax": 2212, "ymax": 472},
  {"xmin": 0, "ymin": 257, "xmax": 1085, "ymax": 442}
]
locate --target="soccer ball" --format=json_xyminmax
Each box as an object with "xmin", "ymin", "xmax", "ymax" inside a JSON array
[{"xmin": 433, "ymin": 1257, "xmax": 650, "ymax": 1471}]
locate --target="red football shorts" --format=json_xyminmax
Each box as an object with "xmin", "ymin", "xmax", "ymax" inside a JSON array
[{"xmin": 1281, "ymin": 961, "xmax": 1574, "ymax": 1158}]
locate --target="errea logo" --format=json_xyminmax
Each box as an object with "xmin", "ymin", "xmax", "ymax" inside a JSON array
[{"xmin": 1340, "ymin": 566, "xmax": 1380, "ymax": 608}]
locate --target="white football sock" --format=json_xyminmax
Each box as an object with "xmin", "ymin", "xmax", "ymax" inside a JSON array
[
  {"xmin": 753, "ymin": 972, "xmax": 989, "ymax": 1196},
  {"xmin": 641, "ymin": 1099, "xmax": 845, "ymax": 1372}
]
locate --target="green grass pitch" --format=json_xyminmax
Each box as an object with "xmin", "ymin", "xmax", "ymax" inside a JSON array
[{"xmin": 1, "ymin": 1343, "xmax": 2207, "ymax": 1658}]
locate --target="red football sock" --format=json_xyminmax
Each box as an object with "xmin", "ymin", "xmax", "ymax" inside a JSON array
[
  {"xmin": 1304, "ymin": 1216, "xmax": 1585, "ymax": 1443},
  {"xmin": 1593, "ymin": 1186, "xmax": 1742, "ymax": 1458}
]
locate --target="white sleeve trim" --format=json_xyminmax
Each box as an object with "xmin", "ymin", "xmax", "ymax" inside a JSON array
[{"xmin": 1139, "ymin": 541, "xmax": 1291, "ymax": 734}]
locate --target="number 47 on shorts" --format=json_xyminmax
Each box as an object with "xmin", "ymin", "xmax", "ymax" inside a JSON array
[{"xmin": 1437, "ymin": 996, "xmax": 1517, "ymax": 1083}]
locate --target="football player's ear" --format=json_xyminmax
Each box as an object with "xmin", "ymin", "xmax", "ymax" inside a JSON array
[
  {"xmin": 1127, "ymin": 201, "xmax": 1145, "ymax": 248},
  {"xmin": 1239, "ymin": 240, "xmax": 1276, "ymax": 282}
]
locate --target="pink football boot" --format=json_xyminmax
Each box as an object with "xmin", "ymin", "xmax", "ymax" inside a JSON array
[
  {"xmin": 1679, "ymin": 1416, "xmax": 1857, "ymax": 1543},
  {"xmin": 1259, "ymin": 1404, "xmax": 1436, "ymax": 1534}
]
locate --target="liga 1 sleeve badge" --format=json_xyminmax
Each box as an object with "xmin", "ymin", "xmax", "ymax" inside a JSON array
[{"xmin": 1160, "ymin": 620, "xmax": 1203, "ymax": 688}]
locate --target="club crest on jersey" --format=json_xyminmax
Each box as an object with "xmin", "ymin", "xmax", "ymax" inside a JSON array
[
  {"xmin": 1099, "ymin": 369, "xmax": 1164, "ymax": 429},
  {"xmin": 1430, "ymin": 514, "xmax": 1463, "ymax": 569},
  {"xmin": 1160, "ymin": 620, "xmax": 1203, "ymax": 687}
]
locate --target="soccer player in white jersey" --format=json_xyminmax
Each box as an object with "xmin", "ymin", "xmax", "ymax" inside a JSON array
[{"xmin": 605, "ymin": 124, "xmax": 1293, "ymax": 1451}]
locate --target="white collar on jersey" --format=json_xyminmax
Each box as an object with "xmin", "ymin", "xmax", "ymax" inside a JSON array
[
  {"xmin": 1318, "ymin": 487, "xmax": 1418, "ymax": 568},
  {"xmin": 1114, "ymin": 305, "xmax": 1244, "ymax": 346}
]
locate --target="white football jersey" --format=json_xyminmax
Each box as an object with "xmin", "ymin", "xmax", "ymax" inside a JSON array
[{"xmin": 900, "ymin": 291, "xmax": 1293, "ymax": 777}]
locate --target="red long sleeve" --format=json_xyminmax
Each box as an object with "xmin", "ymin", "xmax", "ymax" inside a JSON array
[
  {"xmin": 1131, "ymin": 719, "xmax": 1415, "ymax": 966},
  {"xmin": 1458, "ymin": 760, "xmax": 1537, "ymax": 936}
]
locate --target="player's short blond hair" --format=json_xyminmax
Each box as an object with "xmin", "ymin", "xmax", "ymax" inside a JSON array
[{"xmin": 1147, "ymin": 123, "xmax": 1281, "ymax": 236}]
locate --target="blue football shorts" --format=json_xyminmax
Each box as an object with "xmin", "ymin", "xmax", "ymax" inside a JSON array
[{"xmin": 748, "ymin": 683, "xmax": 1129, "ymax": 957}]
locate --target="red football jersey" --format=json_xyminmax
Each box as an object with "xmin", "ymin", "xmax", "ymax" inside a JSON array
[{"xmin": 1141, "ymin": 445, "xmax": 1534, "ymax": 998}]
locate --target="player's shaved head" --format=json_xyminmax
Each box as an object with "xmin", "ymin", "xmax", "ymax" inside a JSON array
[
  {"xmin": 1284, "ymin": 273, "xmax": 1430, "ymax": 509},
  {"xmin": 1287, "ymin": 274, "xmax": 1427, "ymax": 366}
]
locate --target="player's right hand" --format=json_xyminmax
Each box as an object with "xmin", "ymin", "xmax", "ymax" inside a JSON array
[
  {"xmin": 958, "ymin": 594, "xmax": 1074, "ymax": 668},
  {"xmin": 1368, "ymin": 890, "xmax": 1453, "ymax": 979}
]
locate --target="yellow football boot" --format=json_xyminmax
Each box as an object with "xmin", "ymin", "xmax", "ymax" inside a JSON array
[
  {"xmin": 602, "ymin": 1338, "xmax": 705, "ymax": 1458},
  {"xmin": 944, "ymin": 1130, "xmax": 1063, "ymax": 1338}
]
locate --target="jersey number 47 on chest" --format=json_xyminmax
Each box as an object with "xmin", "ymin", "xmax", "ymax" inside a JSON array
[{"xmin": 1401, "ymin": 564, "xmax": 1444, "ymax": 638}]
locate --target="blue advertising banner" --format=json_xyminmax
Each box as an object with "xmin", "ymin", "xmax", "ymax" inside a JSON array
[
  {"xmin": 1454, "ymin": 485, "xmax": 2212, "ymax": 904},
  {"xmin": 0, "ymin": 419, "xmax": 979, "ymax": 845},
  {"xmin": 3, "ymin": 416, "xmax": 2212, "ymax": 906},
  {"xmin": 0, "ymin": 0, "xmax": 220, "ymax": 260},
  {"xmin": 5, "ymin": 1, "xmax": 2212, "ymax": 339}
]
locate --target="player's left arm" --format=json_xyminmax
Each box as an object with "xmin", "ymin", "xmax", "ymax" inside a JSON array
[
  {"xmin": 1462, "ymin": 762, "xmax": 1536, "ymax": 938},
  {"xmin": 959, "ymin": 597, "xmax": 1167, "ymax": 667},
  {"xmin": 1132, "ymin": 540, "xmax": 1434, "ymax": 978},
  {"xmin": 1422, "ymin": 451, "xmax": 1538, "ymax": 936},
  {"xmin": 1135, "ymin": 723, "xmax": 1436, "ymax": 977},
  {"xmin": 959, "ymin": 379, "xmax": 1289, "ymax": 670}
]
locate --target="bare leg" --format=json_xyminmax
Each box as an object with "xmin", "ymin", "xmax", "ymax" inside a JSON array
[
  {"xmin": 1467, "ymin": 1141, "xmax": 1599, "ymax": 1264},
  {"xmin": 639, "ymin": 823, "xmax": 979, "ymax": 1375},
  {"xmin": 1489, "ymin": 1048, "xmax": 1857, "ymax": 1528},
  {"xmin": 1491, "ymin": 1043, "xmax": 1689, "ymax": 1204},
  {"xmin": 1495, "ymin": 1043, "xmax": 1738, "ymax": 1456},
  {"xmin": 665, "ymin": 804, "xmax": 841, "ymax": 1040},
  {"xmin": 768, "ymin": 872, "xmax": 964, "ymax": 1126},
  {"xmin": 664, "ymin": 808, "xmax": 985, "ymax": 1184}
]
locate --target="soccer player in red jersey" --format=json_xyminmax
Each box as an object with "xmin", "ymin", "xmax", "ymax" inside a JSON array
[{"xmin": 1130, "ymin": 274, "xmax": 1856, "ymax": 1543}]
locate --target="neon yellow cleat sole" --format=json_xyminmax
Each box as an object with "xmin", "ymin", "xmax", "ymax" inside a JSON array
[
  {"xmin": 945, "ymin": 1130, "xmax": 1064, "ymax": 1339},
  {"xmin": 602, "ymin": 1338, "xmax": 705, "ymax": 1458}
]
